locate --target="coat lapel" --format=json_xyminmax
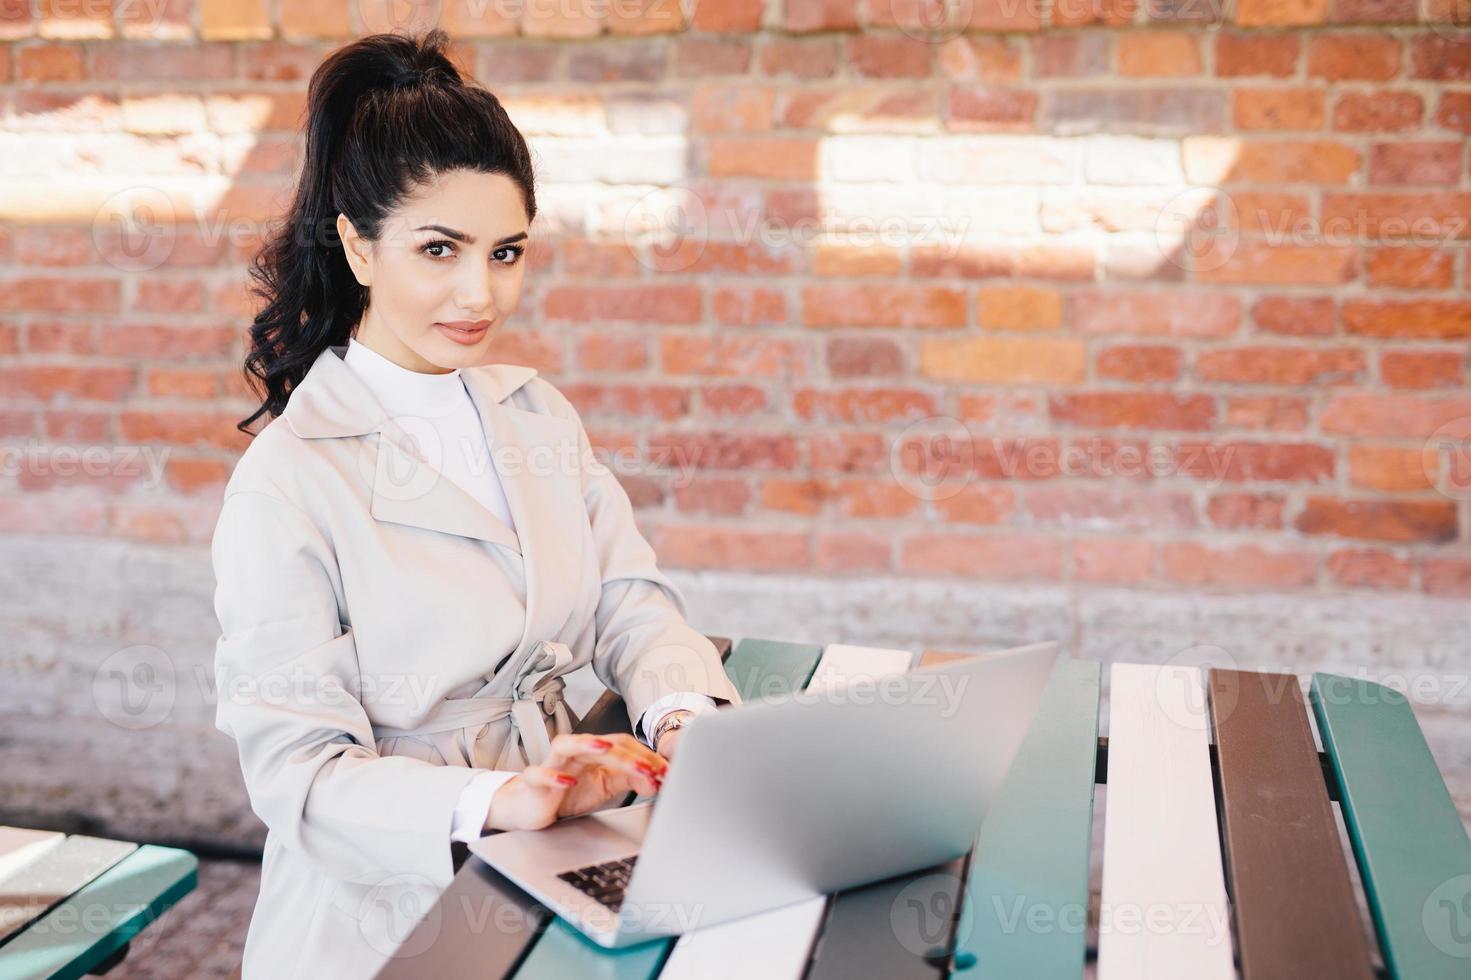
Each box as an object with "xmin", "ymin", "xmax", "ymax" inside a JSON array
[{"xmin": 281, "ymin": 344, "xmax": 589, "ymax": 656}]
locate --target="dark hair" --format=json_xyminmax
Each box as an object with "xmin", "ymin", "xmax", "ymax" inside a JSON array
[{"xmin": 236, "ymin": 29, "xmax": 538, "ymax": 434}]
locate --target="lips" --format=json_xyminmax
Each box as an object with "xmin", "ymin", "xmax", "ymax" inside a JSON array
[{"xmin": 435, "ymin": 320, "xmax": 491, "ymax": 345}]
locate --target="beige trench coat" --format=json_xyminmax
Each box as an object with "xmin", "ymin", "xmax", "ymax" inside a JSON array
[{"xmin": 210, "ymin": 343, "xmax": 741, "ymax": 978}]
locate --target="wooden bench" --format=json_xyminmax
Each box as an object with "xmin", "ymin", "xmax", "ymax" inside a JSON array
[
  {"xmin": 0, "ymin": 829, "xmax": 197, "ymax": 980},
  {"xmin": 375, "ymin": 636, "xmax": 1471, "ymax": 979}
]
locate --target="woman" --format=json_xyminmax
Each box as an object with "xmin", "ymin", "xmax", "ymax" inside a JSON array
[{"xmin": 211, "ymin": 29, "xmax": 741, "ymax": 978}]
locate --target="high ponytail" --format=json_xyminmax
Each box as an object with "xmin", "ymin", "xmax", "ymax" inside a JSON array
[{"xmin": 236, "ymin": 29, "xmax": 538, "ymax": 434}]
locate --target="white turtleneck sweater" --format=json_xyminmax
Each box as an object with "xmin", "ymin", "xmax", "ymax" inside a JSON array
[{"xmin": 342, "ymin": 336, "xmax": 715, "ymax": 841}]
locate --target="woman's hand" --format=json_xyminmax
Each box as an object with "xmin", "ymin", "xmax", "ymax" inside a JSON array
[{"xmin": 484, "ymin": 733, "xmax": 669, "ymax": 833}]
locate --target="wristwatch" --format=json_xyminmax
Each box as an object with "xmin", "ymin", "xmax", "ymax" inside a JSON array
[{"xmin": 651, "ymin": 708, "xmax": 695, "ymax": 752}]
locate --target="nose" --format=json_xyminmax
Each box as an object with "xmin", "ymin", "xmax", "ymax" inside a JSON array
[{"xmin": 453, "ymin": 263, "xmax": 495, "ymax": 318}]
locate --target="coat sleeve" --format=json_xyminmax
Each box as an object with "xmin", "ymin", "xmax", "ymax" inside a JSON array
[
  {"xmin": 211, "ymin": 488, "xmax": 482, "ymax": 890},
  {"xmin": 546, "ymin": 385, "xmax": 743, "ymax": 727}
]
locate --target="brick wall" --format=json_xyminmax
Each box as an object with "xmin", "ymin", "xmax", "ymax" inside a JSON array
[{"xmin": 1, "ymin": 3, "xmax": 1470, "ymax": 843}]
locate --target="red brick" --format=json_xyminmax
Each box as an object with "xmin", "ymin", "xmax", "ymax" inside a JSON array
[
  {"xmin": 829, "ymin": 476, "xmax": 921, "ymax": 519},
  {"xmin": 759, "ymin": 477, "xmax": 825, "ymax": 515},
  {"xmin": 672, "ymin": 476, "xmax": 748, "ymax": 516},
  {"xmin": 1321, "ymin": 192, "xmax": 1471, "ymax": 241},
  {"xmin": 559, "ymin": 383, "xmax": 689, "ymax": 420},
  {"xmin": 900, "ymin": 532, "xmax": 1064, "ymax": 579},
  {"xmin": 653, "ymin": 525, "xmax": 809, "ymax": 571},
  {"xmin": 1332, "ymin": 91, "xmax": 1424, "ymax": 131},
  {"xmin": 543, "ymin": 284, "xmax": 702, "ymax": 325},
  {"xmin": 1214, "ymin": 31, "xmax": 1302, "ymax": 76},
  {"xmin": 815, "ymin": 531, "xmax": 891, "ymax": 572},
  {"xmin": 711, "ymin": 287, "xmax": 786, "ymax": 327},
  {"xmin": 1380, "ymin": 349, "xmax": 1463, "ymax": 388},
  {"xmin": 578, "ymin": 332, "xmax": 648, "ymax": 373},
  {"xmin": 946, "ymin": 86, "xmax": 1038, "ymax": 131},
  {"xmin": 1322, "ymin": 393, "xmax": 1471, "ymax": 437},
  {"xmin": 760, "ymin": 37, "xmax": 839, "ymax": 78},
  {"xmin": 1330, "ymin": 0, "xmax": 1416, "ymax": 21},
  {"xmin": 119, "ymin": 410, "xmax": 252, "ymax": 450},
  {"xmin": 803, "ymin": 284, "xmax": 965, "ymax": 329},
  {"xmin": 560, "ymin": 240, "xmax": 640, "ymax": 278},
  {"xmin": 938, "ymin": 36, "xmax": 1022, "ymax": 82},
  {"xmin": 826, "ymin": 337, "xmax": 904, "ymax": 378},
  {"xmin": 792, "ymin": 387, "xmax": 937, "ymax": 423},
  {"xmin": 1348, "ymin": 445, "xmax": 1435, "ymax": 491},
  {"xmin": 1050, "ymin": 0, "xmax": 1137, "ymax": 27},
  {"xmin": 1030, "ymin": 34, "xmax": 1108, "ymax": 77},
  {"xmin": 690, "ymin": 84, "xmax": 776, "ymax": 132},
  {"xmin": 932, "ymin": 483, "xmax": 1016, "ymax": 524},
  {"xmin": 1306, "ymin": 32, "xmax": 1402, "ymax": 80},
  {"xmin": 849, "ymin": 34, "xmax": 932, "ymax": 78},
  {"xmin": 1118, "ymin": 31, "xmax": 1202, "ymax": 76},
  {"xmin": 17, "ymin": 42, "xmax": 84, "ymax": 81},
  {"xmin": 707, "ymin": 137, "xmax": 819, "ymax": 179},
  {"xmin": 1207, "ymin": 492, "xmax": 1287, "ymax": 529},
  {"xmin": 0, "ymin": 364, "xmax": 133, "ymax": 401},
  {"xmin": 166, "ymin": 457, "xmax": 232, "ymax": 494},
  {"xmin": 1196, "ymin": 345, "xmax": 1365, "ymax": 385},
  {"xmin": 1225, "ymin": 395, "xmax": 1311, "ymax": 431},
  {"xmin": 648, "ymin": 431, "xmax": 800, "ymax": 470},
  {"xmin": 963, "ymin": 0, "xmax": 1047, "ymax": 30},
  {"xmin": 977, "ymin": 285, "xmax": 1064, "ymax": 331},
  {"xmin": 784, "ymin": 0, "xmax": 858, "ymax": 32},
  {"xmin": 691, "ymin": 0, "xmax": 763, "ymax": 30},
  {"xmin": 1234, "ymin": 0, "xmax": 1328, "ymax": 24},
  {"xmin": 660, "ymin": 335, "xmax": 800, "ymax": 377},
  {"xmin": 1074, "ymin": 290, "xmax": 1241, "ymax": 337},
  {"xmin": 1024, "ymin": 485, "xmax": 1196, "ymax": 530},
  {"xmin": 1295, "ymin": 497, "xmax": 1458, "ymax": 541},
  {"xmin": 98, "ymin": 323, "xmax": 236, "ymax": 359},
  {"xmin": 1174, "ymin": 440, "xmax": 1335, "ymax": 482},
  {"xmin": 699, "ymin": 384, "xmax": 769, "ymax": 415},
  {"xmin": 1050, "ymin": 392, "xmax": 1215, "ymax": 430},
  {"xmin": 809, "ymin": 432, "xmax": 887, "ymax": 472},
  {"xmin": 814, "ymin": 244, "xmax": 902, "ymax": 278},
  {"xmin": 1252, "ymin": 296, "xmax": 1336, "ymax": 336},
  {"xmin": 921, "ymin": 337, "xmax": 1086, "ymax": 383},
  {"xmin": 135, "ymin": 278, "xmax": 206, "ymax": 313},
  {"xmin": 1410, "ymin": 32, "xmax": 1471, "ymax": 80},
  {"xmin": 676, "ymin": 38, "xmax": 754, "ymax": 77},
  {"xmin": 1343, "ymin": 299, "xmax": 1471, "ymax": 338},
  {"xmin": 1368, "ymin": 141, "xmax": 1464, "ymax": 185},
  {"xmin": 147, "ymin": 368, "xmax": 220, "ymax": 399},
  {"xmin": 1436, "ymin": 91, "xmax": 1471, "ymax": 132},
  {"xmin": 1327, "ymin": 548, "xmax": 1413, "ymax": 588},
  {"xmin": 1072, "ymin": 537, "xmax": 1154, "ymax": 583},
  {"xmin": 0, "ymin": 277, "xmax": 120, "ymax": 313},
  {"xmin": 1162, "ymin": 542, "xmax": 1317, "ymax": 588},
  {"xmin": 25, "ymin": 320, "xmax": 94, "ymax": 354},
  {"xmin": 1233, "ymin": 88, "xmax": 1326, "ymax": 129},
  {"xmin": 1365, "ymin": 247, "xmax": 1456, "ymax": 288},
  {"xmin": 1194, "ymin": 242, "xmax": 1358, "ymax": 286},
  {"xmin": 1096, "ymin": 344, "xmax": 1182, "ymax": 381},
  {"xmin": 1422, "ymin": 559, "xmax": 1471, "ymax": 596}
]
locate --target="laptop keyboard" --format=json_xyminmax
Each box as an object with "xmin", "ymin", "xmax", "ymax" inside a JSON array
[{"xmin": 556, "ymin": 855, "xmax": 638, "ymax": 911}]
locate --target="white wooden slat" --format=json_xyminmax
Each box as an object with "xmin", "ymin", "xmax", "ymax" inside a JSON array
[
  {"xmin": 656, "ymin": 895, "xmax": 829, "ymax": 980},
  {"xmin": 656, "ymin": 643, "xmax": 913, "ymax": 980},
  {"xmin": 804, "ymin": 643, "xmax": 916, "ymax": 692},
  {"xmin": 0, "ymin": 827, "xmax": 64, "ymax": 882},
  {"xmin": 1097, "ymin": 663, "xmax": 1235, "ymax": 980}
]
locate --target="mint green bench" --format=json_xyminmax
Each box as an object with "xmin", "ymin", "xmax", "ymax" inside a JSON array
[{"xmin": 381, "ymin": 642, "xmax": 1470, "ymax": 980}]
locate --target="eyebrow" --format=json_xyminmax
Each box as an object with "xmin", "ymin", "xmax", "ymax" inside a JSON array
[{"xmin": 413, "ymin": 225, "xmax": 529, "ymax": 247}]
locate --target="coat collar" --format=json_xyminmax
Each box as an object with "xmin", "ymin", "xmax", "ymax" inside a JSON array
[
  {"xmin": 280, "ymin": 343, "xmax": 585, "ymax": 658},
  {"xmin": 283, "ymin": 344, "xmax": 539, "ymax": 439}
]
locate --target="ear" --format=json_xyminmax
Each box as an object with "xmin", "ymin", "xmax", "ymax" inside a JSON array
[{"xmin": 337, "ymin": 212, "xmax": 371, "ymax": 287}]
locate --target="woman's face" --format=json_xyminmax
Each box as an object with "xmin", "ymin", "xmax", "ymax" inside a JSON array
[{"xmin": 337, "ymin": 168, "xmax": 529, "ymax": 374}]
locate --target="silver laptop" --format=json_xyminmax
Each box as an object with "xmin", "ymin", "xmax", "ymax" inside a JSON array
[{"xmin": 469, "ymin": 640, "xmax": 1062, "ymax": 949}]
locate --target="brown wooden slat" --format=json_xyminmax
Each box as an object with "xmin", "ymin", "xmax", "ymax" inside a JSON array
[{"xmin": 1208, "ymin": 668, "xmax": 1375, "ymax": 980}]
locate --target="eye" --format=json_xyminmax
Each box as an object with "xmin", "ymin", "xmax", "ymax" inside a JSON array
[
  {"xmin": 493, "ymin": 245, "xmax": 525, "ymax": 266},
  {"xmin": 421, "ymin": 239, "xmax": 456, "ymax": 260}
]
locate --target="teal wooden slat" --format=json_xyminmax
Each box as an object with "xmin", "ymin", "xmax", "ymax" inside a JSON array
[
  {"xmin": 720, "ymin": 638, "xmax": 825, "ymax": 703},
  {"xmin": 1310, "ymin": 672, "xmax": 1471, "ymax": 980},
  {"xmin": 0, "ymin": 844, "xmax": 197, "ymax": 980},
  {"xmin": 512, "ymin": 637, "xmax": 824, "ymax": 979},
  {"xmin": 953, "ymin": 658, "xmax": 1102, "ymax": 979}
]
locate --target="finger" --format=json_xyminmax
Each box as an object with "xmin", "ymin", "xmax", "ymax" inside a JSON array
[
  {"xmin": 521, "ymin": 765, "xmax": 579, "ymax": 791},
  {"xmin": 545, "ymin": 733, "xmax": 667, "ymax": 787},
  {"xmin": 542, "ymin": 733, "xmax": 619, "ymax": 770},
  {"xmin": 589, "ymin": 742, "xmax": 668, "ymax": 789}
]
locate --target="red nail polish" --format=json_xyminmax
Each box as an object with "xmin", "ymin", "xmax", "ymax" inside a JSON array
[
  {"xmin": 556, "ymin": 773, "xmax": 577, "ymax": 786},
  {"xmin": 590, "ymin": 738, "xmax": 612, "ymax": 749}
]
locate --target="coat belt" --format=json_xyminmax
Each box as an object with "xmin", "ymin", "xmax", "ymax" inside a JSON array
[{"xmin": 370, "ymin": 639, "xmax": 579, "ymax": 769}]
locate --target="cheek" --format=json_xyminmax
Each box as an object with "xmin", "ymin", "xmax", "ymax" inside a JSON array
[{"xmin": 380, "ymin": 258, "xmax": 446, "ymax": 320}]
